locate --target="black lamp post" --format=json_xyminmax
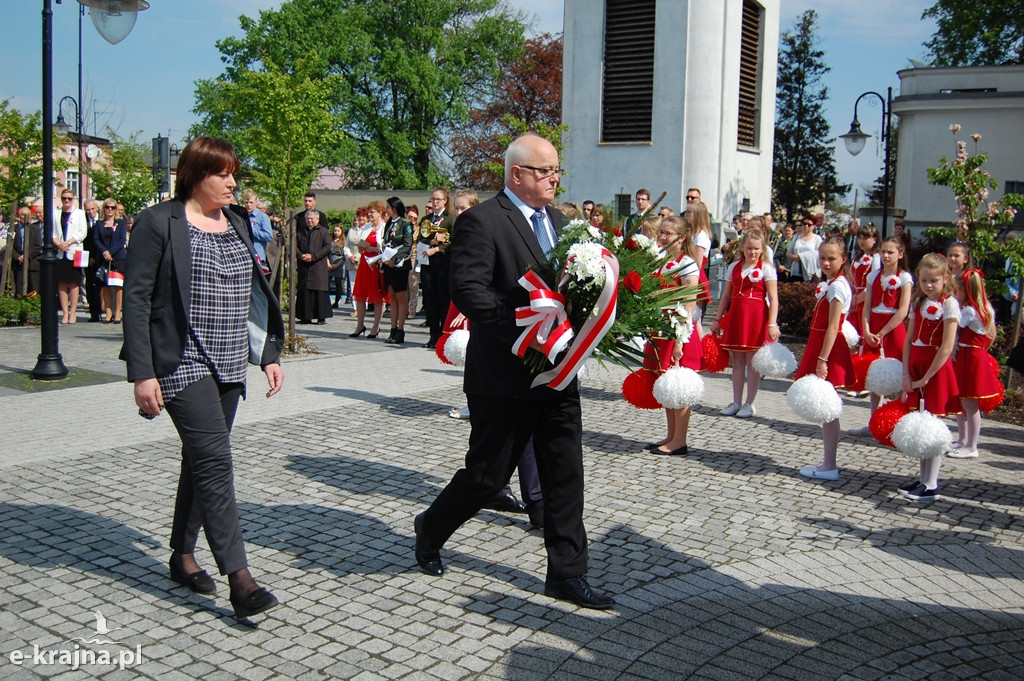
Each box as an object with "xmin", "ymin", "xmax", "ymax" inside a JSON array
[
  {"xmin": 839, "ymin": 87, "xmax": 893, "ymax": 238},
  {"xmin": 32, "ymin": 0, "xmax": 149, "ymax": 381},
  {"xmin": 54, "ymin": 95, "xmax": 81, "ymax": 200}
]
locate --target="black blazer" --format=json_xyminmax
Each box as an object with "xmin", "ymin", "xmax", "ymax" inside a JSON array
[
  {"xmin": 449, "ymin": 191, "xmax": 570, "ymax": 400},
  {"xmin": 120, "ymin": 199, "xmax": 285, "ymax": 382}
]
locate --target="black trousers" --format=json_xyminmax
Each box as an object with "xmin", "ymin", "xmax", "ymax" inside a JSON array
[
  {"xmin": 421, "ymin": 260, "xmax": 450, "ymax": 341},
  {"xmin": 420, "ymin": 392, "xmax": 587, "ymax": 581},
  {"xmin": 85, "ymin": 261, "xmax": 103, "ymax": 318},
  {"xmin": 165, "ymin": 376, "xmax": 247, "ymax": 575},
  {"xmin": 498, "ymin": 438, "xmax": 542, "ymax": 509}
]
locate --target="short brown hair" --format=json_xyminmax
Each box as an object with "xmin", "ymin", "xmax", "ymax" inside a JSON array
[{"xmin": 174, "ymin": 137, "xmax": 241, "ymax": 200}]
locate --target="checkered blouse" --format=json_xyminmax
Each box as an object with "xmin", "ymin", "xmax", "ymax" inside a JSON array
[{"xmin": 158, "ymin": 224, "xmax": 252, "ymax": 403}]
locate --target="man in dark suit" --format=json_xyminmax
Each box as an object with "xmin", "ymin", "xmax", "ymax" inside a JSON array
[
  {"xmin": 12, "ymin": 207, "xmax": 43, "ymax": 296},
  {"xmin": 414, "ymin": 134, "xmax": 614, "ymax": 609},
  {"xmin": 81, "ymin": 200, "xmax": 103, "ymax": 321}
]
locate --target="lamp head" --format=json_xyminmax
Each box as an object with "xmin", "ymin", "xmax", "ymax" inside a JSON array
[
  {"xmin": 54, "ymin": 112, "xmax": 70, "ymax": 137},
  {"xmin": 839, "ymin": 120, "xmax": 870, "ymax": 156},
  {"xmin": 78, "ymin": 0, "xmax": 150, "ymax": 45}
]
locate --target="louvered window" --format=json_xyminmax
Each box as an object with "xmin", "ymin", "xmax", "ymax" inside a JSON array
[
  {"xmin": 737, "ymin": 0, "xmax": 762, "ymax": 149},
  {"xmin": 601, "ymin": 0, "xmax": 655, "ymax": 143}
]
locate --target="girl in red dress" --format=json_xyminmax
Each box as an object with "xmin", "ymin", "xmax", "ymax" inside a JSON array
[
  {"xmin": 945, "ymin": 242, "xmax": 970, "ymax": 280},
  {"xmin": 949, "ymin": 269, "xmax": 999, "ymax": 459},
  {"xmin": 796, "ymin": 237, "xmax": 856, "ymax": 481},
  {"xmin": 852, "ymin": 237, "xmax": 914, "ymax": 435},
  {"xmin": 850, "ymin": 223, "xmax": 881, "ymax": 336},
  {"xmin": 644, "ymin": 216, "xmax": 703, "ymax": 456},
  {"xmin": 899, "ymin": 253, "xmax": 961, "ymax": 501},
  {"xmin": 709, "ymin": 229, "xmax": 780, "ymax": 418},
  {"xmin": 686, "ymin": 200, "xmax": 714, "ymax": 336}
]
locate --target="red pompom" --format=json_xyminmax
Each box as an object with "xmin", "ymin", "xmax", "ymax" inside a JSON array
[
  {"xmin": 622, "ymin": 369, "xmax": 661, "ymax": 409},
  {"xmin": 702, "ymin": 334, "xmax": 730, "ymax": 373},
  {"xmin": 435, "ymin": 333, "xmax": 454, "ymax": 365},
  {"xmin": 849, "ymin": 351, "xmax": 880, "ymax": 393},
  {"xmin": 987, "ymin": 353, "xmax": 1001, "ymax": 379},
  {"xmin": 869, "ymin": 399, "xmax": 912, "ymax": 448},
  {"xmin": 978, "ymin": 383, "xmax": 1005, "ymax": 414}
]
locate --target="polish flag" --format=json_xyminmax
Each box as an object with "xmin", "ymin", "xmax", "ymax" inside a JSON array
[
  {"xmin": 106, "ymin": 271, "xmax": 125, "ymax": 287},
  {"xmin": 73, "ymin": 250, "xmax": 89, "ymax": 267}
]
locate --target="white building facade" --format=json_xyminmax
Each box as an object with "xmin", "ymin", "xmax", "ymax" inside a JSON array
[
  {"xmin": 893, "ymin": 64, "xmax": 1024, "ymax": 232},
  {"xmin": 561, "ymin": 0, "xmax": 780, "ymax": 223}
]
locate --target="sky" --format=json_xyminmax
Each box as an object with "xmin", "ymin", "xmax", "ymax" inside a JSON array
[{"xmin": 1, "ymin": 0, "xmax": 936, "ymax": 205}]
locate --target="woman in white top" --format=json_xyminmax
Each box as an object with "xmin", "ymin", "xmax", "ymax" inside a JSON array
[{"xmin": 787, "ymin": 214, "xmax": 822, "ymax": 281}]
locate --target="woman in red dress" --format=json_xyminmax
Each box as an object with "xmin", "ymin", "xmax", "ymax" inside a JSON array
[
  {"xmin": 950, "ymin": 269, "xmax": 999, "ymax": 459},
  {"xmin": 349, "ymin": 200, "xmax": 387, "ymax": 337}
]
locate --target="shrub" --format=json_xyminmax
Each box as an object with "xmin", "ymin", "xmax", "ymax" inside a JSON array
[{"xmin": 776, "ymin": 281, "xmax": 816, "ymax": 337}]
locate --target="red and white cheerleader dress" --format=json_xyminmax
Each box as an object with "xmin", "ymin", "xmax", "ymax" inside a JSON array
[
  {"xmin": 644, "ymin": 256, "xmax": 704, "ymax": 372},
  {"xmin": 906, "ymin": 297, "xmax": 962, "ymax": 416},
  {"xmin": 720, "ymin": 259, "xmax": 775, "ymax": 352},
  {"xmin": 795, "ymin": 276, "xmax": 856, "ymax": 388},
  {"xmin": 850, "ymin": 252, "xmax": 881, "ymax": 333},
  {"xmin": 954, "ymin": 305, "xmax": 1001, "ymax": 401},
  {"xmin": 694, "ymin": 230, "xmax": 712, "ymax": 306},
  {"xmin": 867, "ymin": 268, "xmax": 912, "ymax": 358}
]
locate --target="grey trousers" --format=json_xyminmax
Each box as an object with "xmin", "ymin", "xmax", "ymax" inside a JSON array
[{"xmin": 165, "ymin": 376, "xmax": 247, "ymax": 575}]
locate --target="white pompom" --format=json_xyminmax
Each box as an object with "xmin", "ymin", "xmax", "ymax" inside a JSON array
[
  {"xmin": 652, "ymin": 367, "xmax": 704, "ymax": 409},
  {"xmin": 444, "ymin": 329, "xmax": 470, "ymax": 367},
  {"xmin": 786, "ymin": 375, "xmax": 843, "ymax": 424},
  {"xmin": 752, "ymin": 342, "xmax": 798, "ymax": 378},
  {"xmin": 842, "ymin": 320, "xmax": 860, "ymax": 348},
  {"xmin": 891, "ymin": 410, "xmax": 951, "ymax": 459},
  {"xmin": 866, "ymin": 357, "xmax": 904, "ymax": 397}
]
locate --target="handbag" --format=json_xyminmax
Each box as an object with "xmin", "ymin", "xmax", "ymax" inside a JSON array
[{"xmin": 95, "ymin": 265, "xmax": 108, "ymax": 284}]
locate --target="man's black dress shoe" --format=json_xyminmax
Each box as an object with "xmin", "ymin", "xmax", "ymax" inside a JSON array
[
  {"xmin": 528, "ymin": 507, "xmax": 544, "ymax": 529},
  {"xmin": 414, "ymin": 513, "xmax": 444, "ymax": 576},
  {"xmin": 544, "ymin": 576, "xmax": 615, "ymax": 610},
  {"xmin": 484, "ymin": 493, "xmax": 527, "ymax": 514},
  {"xmin": 230, "ymin": 587, "xmax": 278, "ymax": 619},
  {"xmin": 169, "ymin": 558, "xmax": 217, "ymax": 594}
]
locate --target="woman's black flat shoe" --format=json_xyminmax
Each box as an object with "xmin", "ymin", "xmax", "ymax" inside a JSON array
[
  {"xmin": 653, "ymin": 445, "xmax": 688, "ymax": 456},
  {"xmin": 230, "ymin": 587, "xmax": 279, "ymax": 619},
  {"xmin": 348, "ymin": 326, "xmax": 366, "ymax": 337},
  {"xmin": 169, "ymin": 560, "xmax": 217, "ymax": 594}
]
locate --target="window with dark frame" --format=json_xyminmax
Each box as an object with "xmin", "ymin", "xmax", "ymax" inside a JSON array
[
  {"xmin": 601, "ymin": 0, "xmax": 656, "ymax": 143},
  {"xmin": 737, "ymin": 0, "xmax": 763, "ymax": 149}
]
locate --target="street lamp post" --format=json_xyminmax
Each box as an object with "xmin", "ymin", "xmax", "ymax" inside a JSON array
[
  {"xmin": 839, "ymin": 87, "xmax": 893, "ymax": 238},
  {"xmin": 32, "ymin": 0, "xmax": 149, "ymax": 380},
  {"xmin": 54, "ymin": 95, "xmax": 81, "ymax": 201}
]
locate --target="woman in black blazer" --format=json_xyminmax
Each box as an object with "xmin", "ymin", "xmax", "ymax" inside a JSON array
[
  {"xmin": 122, "ymin": 137, "xmax": 285, "ymax": 619},
  {"xmin": 93, "ymin": 198, "xmax": 127, "ymax": 322}
]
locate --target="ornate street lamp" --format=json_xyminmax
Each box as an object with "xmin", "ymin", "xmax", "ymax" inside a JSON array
[
  {"xmin": 78, "ymin": 0, "xmax": 150, "ymax": 45},
  {"xmin": 32, "ymin": 0, "xmax": 148, "ymax": 380},
  {"xmin": 839, "ymin": 87, "xmax": 893, "ymax": 238}
]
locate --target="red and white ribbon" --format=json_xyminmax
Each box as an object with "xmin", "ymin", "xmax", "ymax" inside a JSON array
[
  {"xmin": 512, "ymin": 269, "xmax": 574, "ymax": 362},
  {"xmin": 525, "ymin": 248, "xmax": 620, "ymax": 391}
]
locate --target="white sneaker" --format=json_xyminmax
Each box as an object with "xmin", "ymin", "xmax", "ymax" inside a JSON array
[
  {"xmin": 448, "ymin": 406, "xmax": 470, "ymax": 420},
  {"xmin": 799, "ymin": 466, "xmax": 840, "ymax": 481},
  {"xmin": 846, "ymin": 390, "xmax": 859, "ymax": 397},
  {"xmin": 946, "ymin": 447, "xmax": 979, "ymax": 459},
  {"xmin": 720, "ymin": 402, "xmax": 741, "ymax": 416},
  {"xmin": 849, "ymin": 426, "xmax": 871, "ymax": 437},
  {"xmin": 736, "ymin": 404, "xmax": 756, "ymax": 418}
]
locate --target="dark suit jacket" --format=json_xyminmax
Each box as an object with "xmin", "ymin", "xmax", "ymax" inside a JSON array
[
  {"xmin": 449, "ymin": 191, "xmax": 570, "ymax": 400},
  {"xmin": 13, "ymin": 221, "xmax": 43, "ymax": 272},
  {"xmin": 120, "ymin": 199, "xmax": 285, "ymax": 382},
  {"xmin": 93, "ymin": 218, "xmax": 128, "ymax": 261}
]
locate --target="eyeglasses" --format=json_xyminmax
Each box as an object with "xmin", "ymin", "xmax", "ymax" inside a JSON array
[{"xmin": 519, "ymin": 165, "xmax": 563, "ymax": 179}]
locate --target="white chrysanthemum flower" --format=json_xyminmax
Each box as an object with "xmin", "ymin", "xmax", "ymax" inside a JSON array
[
  {"xmin": 566, "ymin": 242, "xmax": 607, "ymax": 287},
  {"xmin": 612, "ymin": 235, "xmax": 623, "ymax": 249},
  {"xmin": 669, "ymin": 304, "xmax": 693, "ymax": 343},
  {"xmin": 633, "ymin": 233, "xmax": 653, "ymax": 249},
  {"xmin": 586, "ymin": 225, "xmax": 603, "ymax": 241}
]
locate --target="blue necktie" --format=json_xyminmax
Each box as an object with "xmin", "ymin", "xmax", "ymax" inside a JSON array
[{"xmin": 531, "ymin": 210, "xmax": 553, "ymax": 257}]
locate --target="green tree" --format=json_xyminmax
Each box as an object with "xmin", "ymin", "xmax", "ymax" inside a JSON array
[
  {"xmin": 0, "ymin": 99, "xmax": 63, "ymax": 214},
  {"xmin": 90, "ymin": 129, "xmax": 158, "ymax": 214},
  {"xmin": 772, "ymin": 10, "xmax": 849, "ymax": 224},
  {"xmin": 923, "ymin": 0, "xmax": 1024, "ymax": 66},
  {"xmin": 202, "ymin": 0, "xmax": 526, "ymax": 190}
]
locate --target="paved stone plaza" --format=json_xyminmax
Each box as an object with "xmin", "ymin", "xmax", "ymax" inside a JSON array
[{"xmin": 1, "ymin": 313, "xmax": 1023, "ymax": 680}]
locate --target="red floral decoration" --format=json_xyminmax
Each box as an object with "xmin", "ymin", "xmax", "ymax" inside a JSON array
[
  {"xmin": 622, "ymin": 369, "xmax": 661, "ymax": 409},
  {"xmin": 623, "ymin": 270, "xmax": 643, "ymax": 294},
  {"xmin": 701, "ymin": 334, "xmax": 730, "ymax": 373},
  {"xmin": 869, "ymin": 399, "xmax": 912, "ymax": 448},
  {"xmin": 624, "ymin": 238, "xmax": 639, "ymax": 250},
  {"xmin": 435, "ymin": 333, "xmax": 454, "ymax": 365},
  {"xmin": 849, "ymin": 351, "xmax": 879, "ymax": 393}
]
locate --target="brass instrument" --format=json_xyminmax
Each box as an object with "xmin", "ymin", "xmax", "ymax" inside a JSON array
[{"xmin": 418, "ymin": 217, "xmax": 450, "ymax": 251}]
